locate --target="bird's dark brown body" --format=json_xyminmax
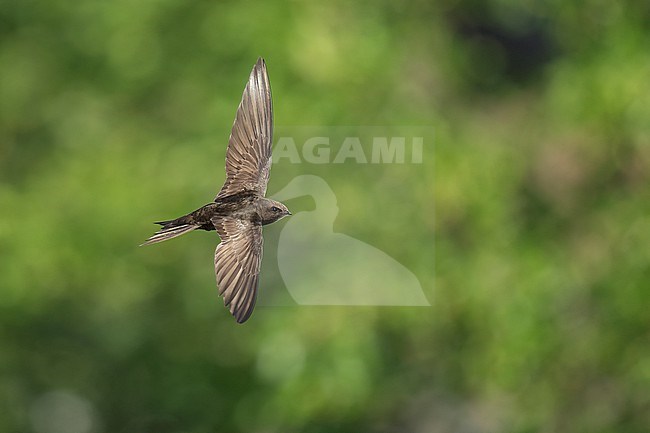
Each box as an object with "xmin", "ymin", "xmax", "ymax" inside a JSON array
[
  {"xmin": 141, "ymin": 58, "xmax": 291, "ymax": 323},
  {"xmin": 160, "ymin": 191, "xmax": 289, "ymax": 232}
]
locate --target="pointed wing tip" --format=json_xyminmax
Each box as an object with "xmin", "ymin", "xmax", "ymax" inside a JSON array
[
  {"xmin": 221, "ymin": 296, "xmax": 253, "ymax": 323},
  {"xmin": 254, "ymin": 57, "xmax": 267, "ymax": 74},
  {"xmin": 226, "ymin": 286, "xmax": 256, "ymax": 324},
  {"xmin": 231, "ymin": 290, "xmax": 257, "ymax": 323},
  {"xmin": 235, "ymin": 315, "xmax": 250, "ymax": 324},
  {"xmin": 233, "ymin": 305, "xmax": 254, "ymax": 323}
]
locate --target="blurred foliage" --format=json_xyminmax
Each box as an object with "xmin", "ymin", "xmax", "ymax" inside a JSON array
[{"xmin": 1, "ymin": 0, "xmax": 649, "ymax": 432}]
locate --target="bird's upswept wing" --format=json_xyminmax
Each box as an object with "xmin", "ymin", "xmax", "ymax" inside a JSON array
[
  {"xmin": 212, "ymin": 216, "xmax": 263, "ymax": 323},
  {"xmin": 216, "ymin": 57, "xmax": 273, "ymax": 200}
]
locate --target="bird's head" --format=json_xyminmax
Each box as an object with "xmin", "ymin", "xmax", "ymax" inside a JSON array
[{"xmin": 259, "ymin": 199, "xmax": 292, "ymax": 225}]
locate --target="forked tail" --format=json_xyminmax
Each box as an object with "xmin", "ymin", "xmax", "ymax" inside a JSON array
[{"xmin": 140, "ymin": 219, "xmax": 199, "ymax": 246}]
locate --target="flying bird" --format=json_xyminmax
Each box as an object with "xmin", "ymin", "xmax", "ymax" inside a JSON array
[{"xmin": 141, "ymin": 58, "xmax": 291, "ymax": 323}]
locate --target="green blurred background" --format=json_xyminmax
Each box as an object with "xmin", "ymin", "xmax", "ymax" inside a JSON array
[{"xmin": 1, "ymin": 1, "xmax": 649, "ymax": 432}]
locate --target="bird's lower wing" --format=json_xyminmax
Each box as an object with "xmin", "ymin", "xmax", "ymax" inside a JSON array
[{"xmin": 212, "ymin": 217, "xmax": 263, "ymax": 323}]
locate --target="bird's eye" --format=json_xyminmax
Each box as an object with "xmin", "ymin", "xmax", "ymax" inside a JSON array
[{"xmin": 271, "ymin": 206, "xmax": 281, "ymax": 212}]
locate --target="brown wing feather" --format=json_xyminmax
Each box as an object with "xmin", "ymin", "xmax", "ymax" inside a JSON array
[
  {"xmin": 212, "ymin": 217, "xmax": 263, "ymax": 323},
  {"xmin": 216, "ymin": 57, "xmax": 273, "ymax": 199}
]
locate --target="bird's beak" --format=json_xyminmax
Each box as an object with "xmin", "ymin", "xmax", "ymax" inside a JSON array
[{"xmin": 287, "ymin": 210, "xmax": 292, "ymax": 216}]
